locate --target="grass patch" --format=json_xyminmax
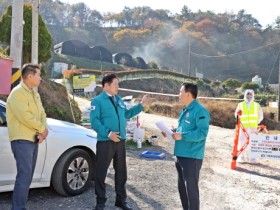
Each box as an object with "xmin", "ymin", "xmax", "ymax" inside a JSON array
[
  {"xmin": 45, "ymin": 107, "xmax": 67, "ymax": 118},
  {"xmin": 145, "ymin": 99, "xmax": 280, "ymax": 130},
  {"xmin": 125, "ymin": 139, "xmax": 152, "ymax": 150}
]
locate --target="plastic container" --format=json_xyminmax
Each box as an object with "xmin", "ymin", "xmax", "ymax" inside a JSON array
[
  {"xmin": 140, "ymin": 151, "xmax": 165, "ymax": 159},
  {"xmin": 133, "ymin": 128, "xmax": 145, "ymax": 142},
  {"xmin": 137, "ymin": 137, "xmax": 142, "ymax": 149}
]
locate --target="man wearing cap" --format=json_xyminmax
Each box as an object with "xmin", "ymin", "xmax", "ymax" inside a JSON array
[{"xmin": 235, "ymin": 89, "xmax": 263, "ymax": 163}]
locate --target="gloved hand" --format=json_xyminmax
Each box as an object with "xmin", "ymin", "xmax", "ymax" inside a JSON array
[{"xmin": 237, "ymin": 109, "xmax": 242, "ymax": 116}]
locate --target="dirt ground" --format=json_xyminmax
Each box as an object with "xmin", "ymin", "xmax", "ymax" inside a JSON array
[
  {"xmin": 73, "ymin": 95, "xmax": 280, "ymax": 210},
  {"xmin": 135, "ymin": 112, "xmax": 280, "ymax": 210},
  {"xmin": 1, "ymin": 97, "xmax": 278, "ymax": 210}
]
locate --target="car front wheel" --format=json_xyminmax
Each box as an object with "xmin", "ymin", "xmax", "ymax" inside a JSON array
[{"xmin": 51, "ymin": 148, "xmax": 93, "ymax": 196}]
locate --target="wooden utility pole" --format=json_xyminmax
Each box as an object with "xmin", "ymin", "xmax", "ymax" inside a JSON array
[
  {"xmin": 10, "ymin": 0, "xmax": 24, "ymax": 88},
  {"xmin": 31, "ymin": 0, "xmax": 39, "ymax": 64}
]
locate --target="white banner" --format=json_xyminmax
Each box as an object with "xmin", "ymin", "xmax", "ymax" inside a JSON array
[{"xmin": 250, "ymin": 134, "xmax": 280, "ymax": 160}]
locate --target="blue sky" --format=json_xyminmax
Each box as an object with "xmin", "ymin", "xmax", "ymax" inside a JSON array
[{"xmin": 59, "ymin": 0, "xmax": 279, "ymax": 27}]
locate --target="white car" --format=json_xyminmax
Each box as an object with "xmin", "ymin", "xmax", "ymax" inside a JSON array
[{"xmin": 0, "ymin": 100, "xmax": 97, "ymax": 196}]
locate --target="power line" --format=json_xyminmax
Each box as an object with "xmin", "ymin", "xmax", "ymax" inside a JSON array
[
  {"xmin": 265, "ymin": 46, "xmax": 280, "ymax": 85},
  {"xmin": 191, "ymin": 42, "xmax": 280, "ymax": 58}
]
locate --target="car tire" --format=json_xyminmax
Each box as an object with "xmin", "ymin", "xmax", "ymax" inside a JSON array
[{"xmin": 51, "ymin": 148, "xmax": 93, "ymax": 196}]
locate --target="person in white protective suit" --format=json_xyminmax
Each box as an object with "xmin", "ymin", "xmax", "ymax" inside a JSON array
[{"xmin": 234, "ymin": 89, "xmax": 263, "ymax": 163}]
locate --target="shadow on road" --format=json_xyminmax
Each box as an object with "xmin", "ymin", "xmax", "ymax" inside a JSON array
[{"xmin": 236, "ymin": 163, "xmax": 280, "ymax": 181}]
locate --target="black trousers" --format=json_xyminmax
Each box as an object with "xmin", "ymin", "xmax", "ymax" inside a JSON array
[
  {"xmin": 95, "ymin": 140, "xmax": 127, "ymax": 204},
  {"xmin": 175, "ymin": 157, "xmax": 203, "ymax": 210}
]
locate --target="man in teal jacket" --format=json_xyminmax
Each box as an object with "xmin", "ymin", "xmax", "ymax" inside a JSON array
[
  {"xmin": 90, "ymin": 73, "xmax": 148, "ymax": 210},
  {"xmin": 169, "ymin": 83, "xmax": 210, "ymax": 210}
]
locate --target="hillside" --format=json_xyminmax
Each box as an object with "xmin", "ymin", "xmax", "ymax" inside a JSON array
[
  {"xmin": 2, "ymin": 1, "xmax": 280, "ymax": 83},
  {"xmin": 92, "ymin": 78, "xmax": 215, "ymax": 98},
  {"xmin": 45, "ymin": 23, "xmax": 280, "ymax": 83},
  {"xmin": 47, "ymin": 7, "xmax": 280, "ymax": 83}
]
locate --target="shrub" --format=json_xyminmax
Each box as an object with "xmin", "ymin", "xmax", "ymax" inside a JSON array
[
  {"xmin": 241, "ymin": 82, "xmax": 259, "ymax": 92},
  {"xmin": 196, "ymin": 79, "xmax": 211, "ymax": 91},
  {"xmin": 146, "ymin": 99, "xmax": 279, "ymax": 130},
  {"xmin": 254, "ymin": 94, "xmax": 276, "ymax": 106},
  {"xmin": 222, "ymin": 78, "xmax": 241, "ymax": 90},
  {"xmin": 148, "ymin": 61, "xmax": 158, "ymax": 69}
]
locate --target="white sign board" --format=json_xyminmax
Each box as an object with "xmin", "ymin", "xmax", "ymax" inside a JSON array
[
  {"xmin": 250, "ymin": 134, "xmax": 280, "ymax": 160},
  {"xmin": 54, "ymin": 62, "xmax": 68, "ymax": 73},
  {"xmin": 196, "ymin": 72, "xmax": 203, "ymax": 79},
  {"xmin": 73, "ymin": 74, "xmax": 96, "ymax": 93}
]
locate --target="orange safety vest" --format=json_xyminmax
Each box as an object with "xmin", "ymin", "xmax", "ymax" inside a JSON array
[{"xmin": 237, "ymin": 101, "xmax": 259, "ymax": 128}]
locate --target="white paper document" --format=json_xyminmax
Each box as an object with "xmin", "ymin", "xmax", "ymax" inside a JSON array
[{"xmin": 155, "ymin": 120, "xmax": 174, "ymax": 142}]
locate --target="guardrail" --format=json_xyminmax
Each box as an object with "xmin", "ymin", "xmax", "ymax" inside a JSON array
[
  {"xmin": 63, "ymin": 69, "xmax": 243, "ymax": 101},
  {"xmin": 68, "ymin": 69, "xmax": 204, "ymax": 84},
  {"xmin": 95, "ymin": 85, "xmax": 244, "ymax": 101}
]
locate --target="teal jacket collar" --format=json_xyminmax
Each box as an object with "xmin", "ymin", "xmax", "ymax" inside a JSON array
[
  {"xmin": 185, "ymin": 100, "xmax": 198, "ymax": 110},
  {"xmin": 179, "ymin": 100, "xmax": 198, "ymax": 121},
  {"xmin": 101, "ymin": 91, "xmax": 111, "ymax": 99},
  {"xmin": 101, "ymin": 91, "xmax": 123, "ymax": 106},
  {"xmin": 101, "ymin": 91, "xmax": 119, "ymax": 99}
]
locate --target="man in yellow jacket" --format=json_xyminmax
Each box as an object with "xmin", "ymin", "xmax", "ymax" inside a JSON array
[
  {"xmin": 235, "ymin": 89, "xmax": 263, "ymax": 163},
  {"xmin": 6, "ymin": 64, "xmax": 48, "ymax": 210}
]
